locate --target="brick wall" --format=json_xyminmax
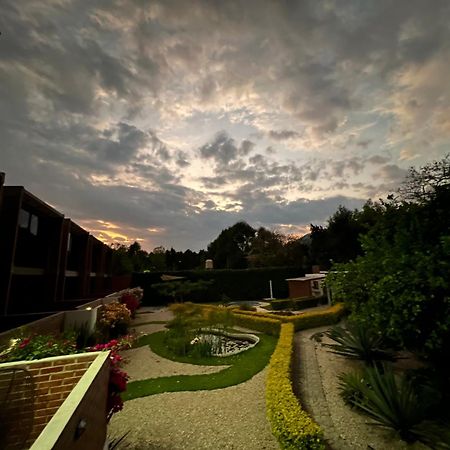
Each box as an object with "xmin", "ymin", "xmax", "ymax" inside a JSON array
[{"xmin": 0, "ymin": 352, "xmax": 98, "ymax": 449}]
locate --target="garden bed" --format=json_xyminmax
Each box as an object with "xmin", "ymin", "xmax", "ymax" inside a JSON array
[{"xmin": 296, "ymin": 327, "xmax": 430, "ymax": 450}]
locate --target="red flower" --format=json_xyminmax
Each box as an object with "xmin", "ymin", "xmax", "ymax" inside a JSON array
[{"xmin": 19, "ymin": 338, "xmax": 31, "ymax": 349}]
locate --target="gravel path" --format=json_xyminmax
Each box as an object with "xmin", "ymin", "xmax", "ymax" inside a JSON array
[
  {"xmin": 122, "ymin": 342, "xmax": 228, "ymax": 381},
  {"xmin": 295, "ymin": 327, "xmax": 429, "ymax": 450},
  {"xmin": 109, "ymin": 306, "xmax": 278, "ymax": 449},
  {"xmin": 109, "ymin": 369, "xmax": 278, "ymax": 450}
]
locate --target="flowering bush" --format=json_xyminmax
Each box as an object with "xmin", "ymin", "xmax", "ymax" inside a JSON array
[
  {"xmin": 88, "ymin": 337, "xmax": 133, "ymax": 421},
  {"xmin": 0, "ymin": 334, "xmax": 77, "ymax": 362},
  {"xmin": 98, "ymin": 302, "xmax": 131, "ymax": 339},
  {"xmin": 119, "ymin": 292, "xmax": 140, "ymax": 318}
]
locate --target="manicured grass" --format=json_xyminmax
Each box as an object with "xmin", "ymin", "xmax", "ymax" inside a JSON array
[{"xmin": 123, "ymin": 331, "xmax": 277, "ymax": 401}]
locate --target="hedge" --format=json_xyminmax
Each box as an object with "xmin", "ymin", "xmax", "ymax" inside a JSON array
[
  {"xmin": 196, "ymin": 303, "xmax": 346, "ymax": 336},
  {"xmin": 270, "ymin": 296, "xmax": 328, "ymax": 311},
  {"xmin": 266, "ymin": 323, "xmax": 325, "ymax": 449},
  {"xmin": 284, "ymin": 303, "xmax": 346, "ymax": 331},
  {"xmin": 232, "ymin": 313, "xmax": 281, "ymax": 336},
  {"xmin": 132, "ymin": 267, "xmax": 304, "ymax": 305}
]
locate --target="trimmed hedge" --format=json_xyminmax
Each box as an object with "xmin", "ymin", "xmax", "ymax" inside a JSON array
[
  {"xmin": 132, "ymin": 267, "xmax": 304, "ymax": 305},
  {"xmin": 233, "ymin": 313, "xmax": 281, "ymax": 336},
  {"xmin": 266, "ymin": 323, "xmax": 325, "ymax": 449},
  {"xmin": 284, "ymin": 303, "xmax": 346, "ymax": 331},
  {"xmin": 197, "ymin": 303, "xmax": 346, "ymax": 335},
  {"xmin": 270, "ymin": 296, "xmax": 328, "ymax": 311}
]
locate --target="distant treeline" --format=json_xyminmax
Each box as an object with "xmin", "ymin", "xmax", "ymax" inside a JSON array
[{"xmin": 132, "ymin": 267, "xmax": 303, "ymax": 305}]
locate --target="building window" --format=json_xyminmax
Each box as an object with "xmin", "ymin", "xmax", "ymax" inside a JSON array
[
  {"xmin": 19, "ymin": 208, "xmax": 39, "ymax": 236},
  {"xmin": 19, "ymin": 209, "xmax": 30, "ymax": 228},
  {"xmin": 312, "ymin": 280, "xmax": 320, "ymax": 290}
]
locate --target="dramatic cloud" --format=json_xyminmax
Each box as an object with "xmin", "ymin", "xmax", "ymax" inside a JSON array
[{"xmin": 0, "ymin": 0, "xmax": 449, "ymax": 250}]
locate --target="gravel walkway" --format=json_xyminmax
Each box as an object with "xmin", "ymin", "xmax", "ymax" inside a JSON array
[
  {"xmin": 294, "ymin": 327, "xmax": 429, "ymax": 450},
  {"xmin": 109, "ymin": 369, "xmax": 278, "ymax": 450},
  {"xmin": 109, "ymin": 306, "xmax": 278, "ymax": 449},
  {"xmin": 121, "ymin": 341, "xmax": 228, "ymax": 381}
]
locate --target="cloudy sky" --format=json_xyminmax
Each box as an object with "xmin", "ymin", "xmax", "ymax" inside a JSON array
[{"xmin": 1, "ymin": 1, "xmax": 449, "ymax": 251}]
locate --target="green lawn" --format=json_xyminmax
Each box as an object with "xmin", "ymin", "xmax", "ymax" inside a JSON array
[{"xmin": 123, "ymin": 330, "xmax": 277, "ymax": 400}]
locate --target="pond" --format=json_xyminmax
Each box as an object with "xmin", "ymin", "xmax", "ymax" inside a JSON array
[{"xmin": 191, "ymin": 330, "xmax": 259, "ymax": 357}]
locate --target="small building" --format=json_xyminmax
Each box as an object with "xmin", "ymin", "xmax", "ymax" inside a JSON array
[{"xmin": 286, "ymin": 270, "xmax": 328, "ymax": 299}]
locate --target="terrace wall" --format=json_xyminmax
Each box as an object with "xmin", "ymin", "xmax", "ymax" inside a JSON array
[{"xmin": 0, "ymin": 352, "xmax": 106, "ymax": 449}]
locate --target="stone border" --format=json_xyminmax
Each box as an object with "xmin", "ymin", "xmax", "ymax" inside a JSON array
[{"xmin": 199, "ymin": 328, "xmax": 259, "ymax": 357}]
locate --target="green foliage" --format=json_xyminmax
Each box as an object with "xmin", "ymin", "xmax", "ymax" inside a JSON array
[
  {"xmin": 322, "ymin": 322, "xmax": 397, "ymax": 364},
  {"xmin": 133, "ymin": 266, "xmax": 303, "ymax": 305},
  {"xmin": 0, "ymin": 334, "xmax": 77, "ymax": 362},
  {"xmin": 327, "ymin": 157, "xmax": 450, "ymax": 361},
  {"xmin": 266, "ymin": 323, "xmax": 325, "ymax": 449},
  {"xmin": 207, "ymin": 221, "xmax": 256, "ymax": 269},
  {"xmin": 232, "ymin": 313, "xmax": 281, "ymax": 335},
  {"xmin": 338, "ymin": 365, "xmax": 450, "ymax": 447},
  {"xmin": 285, "ymin": 304, "xmax": 346, "ymax": 331},
  {"xmin": 270, "ymin": 296, "xmax": 327, "ymax": 311},
  {"xmin": 152, "ymin": 279, "xmax": 213, "ymax": 302},
  {"xmin": 164, "ymin": 302, "xmax": 235, "ymax": 356}
]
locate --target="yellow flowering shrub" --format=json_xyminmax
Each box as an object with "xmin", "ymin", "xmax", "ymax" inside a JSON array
[
  {"xmin": 266, "ymin": 323, "xmax": 325, "ymax": 449},
  {"xmin": 232, "ymin": 313, "xmax": 281, "ymax": 335},
  {"xmin": 284, "ymin": 303, "xmax": 346, "ymax": 331}
]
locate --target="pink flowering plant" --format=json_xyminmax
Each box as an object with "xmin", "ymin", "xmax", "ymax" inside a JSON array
[
  {"xmin": 88, "ymin": 336, "xmax": 133, "ymax": 421},
  {"xmin": 119, "ymin": 292, "xmax": 140, "ymax": 318},
  {"xmin": 0, "ymin": 334, "xmax": 77, "ymax": 362}
]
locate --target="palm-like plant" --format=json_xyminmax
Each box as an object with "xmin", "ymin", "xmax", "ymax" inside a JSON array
[
  {"xmin": 338, "ymin": 365, "xmax": 450, "ymax": 448},
  {"xmin": 323, "ymin": 322, "xmax": 397, "ymax": 364}
]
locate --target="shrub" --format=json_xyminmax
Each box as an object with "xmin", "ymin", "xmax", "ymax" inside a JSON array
[
  {"xmin": 270, "ymin": 299, "xmax": 292, "ymax": 310},
  {"xmin": 270, "ymin": 296, "xmax": 328, "ymax": 311},
  {"xmin": 89, "ymin": 338, "xmax": 132, "ymax": 421},
  {"xmin": 338, "ymin": 365, "xmax": 450, "ymax": 447},
  {"xmin": 0, "ymin": 334, "xmax": 77, "ymax": 362},
  {"xmin": 285, "ymin": 304, "xmax": 346, "ymax": 331},
  {"xmin": 322, "ymin": 322, "xmax": 397, "ymax": 364},
  {"xmin": 119, "ymin": 292, "xmax": 140, "ymax": 318},
  {"xmin": 233, "ymin": 313, "xmax": 281, "ymax": 336},
  {"xmin": 266, "ymin": 323, "xmax": 324, "ymax": 449},
  {"xmin": 98, "ymin": 302, "xmax": 131, "ymax": 339}
]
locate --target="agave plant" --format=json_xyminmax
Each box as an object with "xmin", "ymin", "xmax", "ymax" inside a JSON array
[
  {"xmin": 338, "ymin": 365, "xmax": 450, "ymax": 448},
  {"xmin": 322, "ymin": 322, "xmax": 397, "ymax": 364}
]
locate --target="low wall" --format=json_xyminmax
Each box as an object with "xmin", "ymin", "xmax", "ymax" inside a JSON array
[
  {"xmin": 31, "ymin": 352, "xmax": 110, "ymax": 450},
  {"xmin": 0, "ymin": 288, "xmax": 139, "ymax": 343},
  {"xmin": 0, "ymin": 351, "xmax": 107, "ymax": 450},
  {"xmin": 0, "ymin": 312, "xmax": 65, "ymax": 347}
]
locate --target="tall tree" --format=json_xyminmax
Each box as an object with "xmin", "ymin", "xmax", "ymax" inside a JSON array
[
  {"xmin": 328, "ymin": 155, "xmax": 450, "ymax": 364},
  {"xmin": 207, "ymin": 221, "xmax": 256, "ymax": 269}
]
